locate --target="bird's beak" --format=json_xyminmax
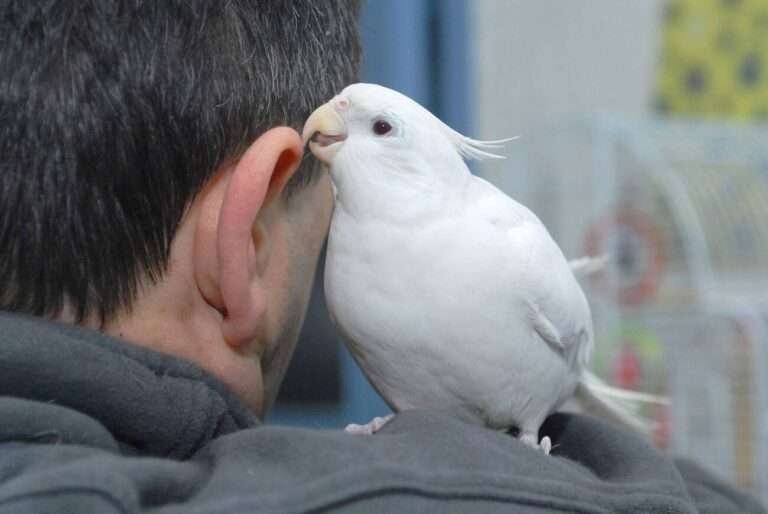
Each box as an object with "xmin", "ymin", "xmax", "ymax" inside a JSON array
[{"xmin": 302, "ymin": 101, "xmax": 347, "ymax": 166}]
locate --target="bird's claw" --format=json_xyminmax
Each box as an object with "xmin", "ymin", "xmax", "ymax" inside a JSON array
[
  {"xmin": 540, "ymin": 436, "xmax": 552, "ymax": 455},
  {"xmin": 344, "ymin": 414, "xmax": 394, "ymax": 435},
  {"xmin": 520, "ymin": 433, "xmax": 552, "ymax": 455}
]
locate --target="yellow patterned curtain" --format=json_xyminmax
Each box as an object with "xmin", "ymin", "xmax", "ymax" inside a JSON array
[{"xmin": 656, "ymin": 0, "xmax": 768, "ymax": 119}]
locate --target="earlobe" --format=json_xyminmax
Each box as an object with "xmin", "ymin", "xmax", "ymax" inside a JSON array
[{"xmin": 211, "ymin": 127, "xmax": 304, "ymax": 348}]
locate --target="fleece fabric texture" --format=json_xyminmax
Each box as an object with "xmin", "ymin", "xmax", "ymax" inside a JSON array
[{"xmin": 0, "ymin": 311, "xmax": 764, "ymax": 514}]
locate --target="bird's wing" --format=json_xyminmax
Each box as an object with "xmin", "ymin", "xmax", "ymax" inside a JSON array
[
  {"xmin": 465, "ymin": 176, "xmax": 593, "ymax": 369},
  {"xmin": 532, "ymin": 306, "xmax": 591, "ymax": 369},
  {"xmin": 532, "ymin": 310, "xmax": 564, "ymax": 351},
  {"xmin": 530, "ymin": 305, "xmax": 586, "ymax": 372}
]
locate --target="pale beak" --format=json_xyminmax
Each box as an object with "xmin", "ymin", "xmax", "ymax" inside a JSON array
[{"xmin": 302, "ymin": 102, "xmax": 347, "ymax": 165}]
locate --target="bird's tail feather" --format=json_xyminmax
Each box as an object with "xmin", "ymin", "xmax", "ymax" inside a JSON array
[
  {"xmin": 575, "ymin": 369, "xmax": 668, "ymax": 438},
  {"xmin": 569, "ymin": 255, "xmax": 609, "ymax": 277}
]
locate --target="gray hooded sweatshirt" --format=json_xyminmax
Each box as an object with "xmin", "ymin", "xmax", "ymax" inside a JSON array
[{"xmin": 0, "ymin": 311, "xmax": 764, "ymax": 514}]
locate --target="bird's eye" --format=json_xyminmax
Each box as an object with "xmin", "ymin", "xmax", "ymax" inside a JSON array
[{"xmin": 372, "ymin": 120, "xmax": 392, "ymax": 136}]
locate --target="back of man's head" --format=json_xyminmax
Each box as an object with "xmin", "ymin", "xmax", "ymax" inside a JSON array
[{"xmin": 0, "ymin": 0, "xmax": 361, "ymax": 323}]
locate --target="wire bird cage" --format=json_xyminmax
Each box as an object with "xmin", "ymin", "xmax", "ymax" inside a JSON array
[{"xmin": 500, "ymin": 117, "xmax": 768, "ymax": 500}]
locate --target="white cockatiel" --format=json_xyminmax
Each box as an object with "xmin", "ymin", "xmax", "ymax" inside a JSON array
[{"xmin": 302, "ymin": 83, "xmax": 650, "ymax": 453}]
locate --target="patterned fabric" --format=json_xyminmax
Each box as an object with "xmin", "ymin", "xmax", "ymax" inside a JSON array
[{"xmin": 656, "ymin": 0, "xmax": 768, "ymax": 118}]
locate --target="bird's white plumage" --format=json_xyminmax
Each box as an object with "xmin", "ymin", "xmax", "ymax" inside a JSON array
[{"xmin": 311, "ymin": 83, "xmax": 601, "ymax": 447}]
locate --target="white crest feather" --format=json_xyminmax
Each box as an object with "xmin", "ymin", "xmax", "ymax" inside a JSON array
[
  {"xmin": 454, "ymin": 134, "xmax": 519, "ymax": 160},
  {"xmin": 434, "ymin": 114, "xmax": 518, "ymax": 160}
]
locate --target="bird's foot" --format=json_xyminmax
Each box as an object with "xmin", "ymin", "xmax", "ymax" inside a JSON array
[
  {"xmin": 345, "ymin": 414, "xmax": 394, "ymax": 435},
  {"xmin": 520, "ymin": 433, "xmax": 552, "ymax": 455}
]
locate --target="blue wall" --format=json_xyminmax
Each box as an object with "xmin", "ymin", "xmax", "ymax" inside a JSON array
[{"xmin": 360, "ymin": 0, "xmax": 472, "ymax": 132}]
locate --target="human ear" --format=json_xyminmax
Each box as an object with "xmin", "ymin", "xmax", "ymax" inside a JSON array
[{"xmin": 194, "ymin": 127, "xmax": 304, "ymax": 348}]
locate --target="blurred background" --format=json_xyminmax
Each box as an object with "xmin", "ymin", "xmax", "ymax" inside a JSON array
[{"xmin": 269, "ymin": 0, "xmax": 768, "ymax": 501}]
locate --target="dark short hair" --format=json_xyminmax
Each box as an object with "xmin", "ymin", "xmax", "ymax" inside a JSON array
[{"xmin": 0, "ymin": 0, "xmax": 361, "ymax": 323}]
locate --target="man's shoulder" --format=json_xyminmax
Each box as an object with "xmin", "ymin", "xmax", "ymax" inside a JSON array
[
  {"xmin": 1, "ymin": 407, "xmax": 763, "ymax": 514},
  {"xmin": 184, "ymin": 410, "xmax": 706, "ymax": 513}
]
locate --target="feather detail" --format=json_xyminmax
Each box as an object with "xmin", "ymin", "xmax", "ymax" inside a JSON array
[
  {"xmin": 569, "ymin": 255, "xmax": 610, "ymax": 277},
  {"xmin": 455, "ymin": 135, "xmax": 519, "ymax": 160},
  {"xmin": 430, "ymin": 110, "xmax": 518, "ymax": 160},
  {"xmin": 576, "ymin": 369, "xmax": 669, "ymax": 438},
  {"xmin": 448, "ymin": 132, "xmax": 519, "ymax": 160}
]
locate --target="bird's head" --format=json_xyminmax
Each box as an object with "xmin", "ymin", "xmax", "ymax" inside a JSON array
[{"xmin": 302, "ymin": 83, "xmax": 513, "ymax": 185}]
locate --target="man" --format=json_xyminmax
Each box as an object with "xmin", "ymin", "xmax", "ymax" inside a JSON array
[{"xmin": 0, "ymin": 1, "xmax": 763, "ymax": 513}]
